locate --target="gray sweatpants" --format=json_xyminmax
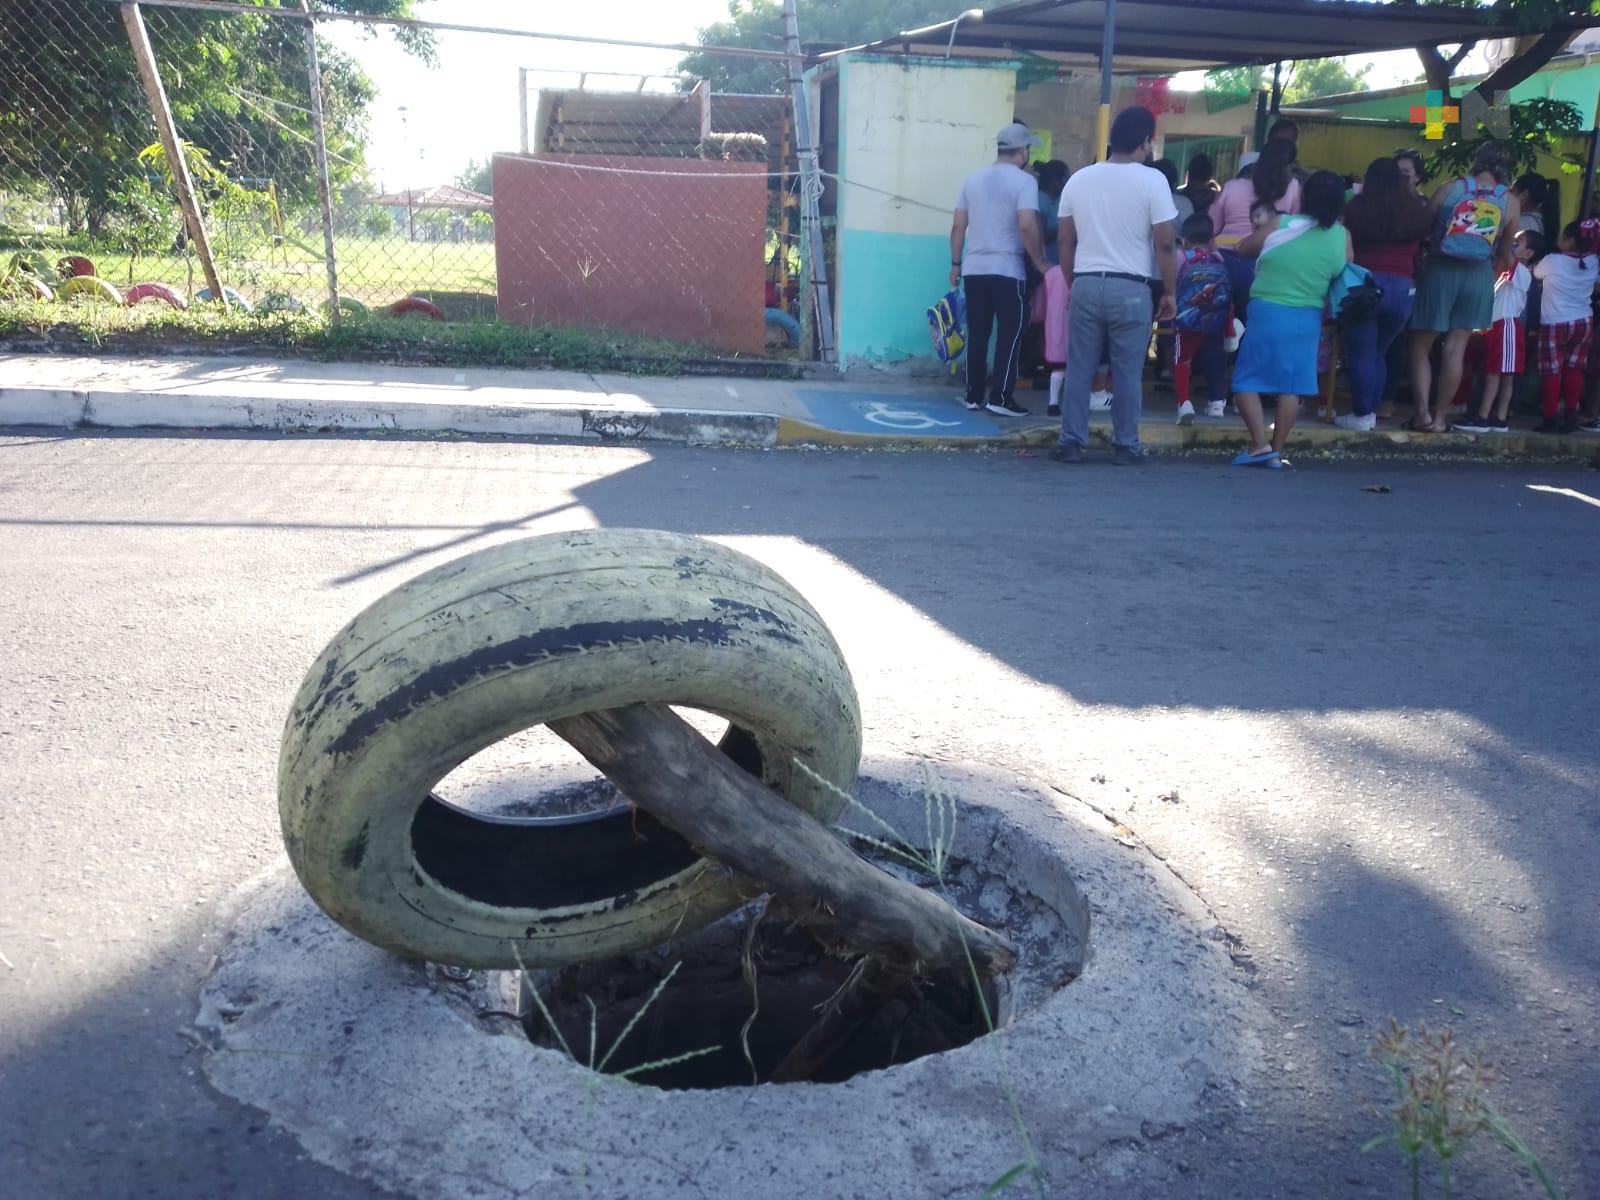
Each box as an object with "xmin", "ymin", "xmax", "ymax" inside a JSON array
[{"xmin": 1059, "ymin": 275, "xmax": 1153, "ymax": 452}]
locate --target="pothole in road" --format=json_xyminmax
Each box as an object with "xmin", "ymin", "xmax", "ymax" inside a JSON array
[{"xmin": 460, "ymin": 776, "xmax": 1089, "ymax": 1090}]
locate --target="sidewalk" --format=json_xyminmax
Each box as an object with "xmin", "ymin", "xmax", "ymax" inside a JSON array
[{"xmin": 2, "ymin": 352, "xmax": 1596, "ymax": 460}]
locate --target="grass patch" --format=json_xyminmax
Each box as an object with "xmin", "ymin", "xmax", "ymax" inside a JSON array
[
  {"xmin": 0, "ymin": 297, "xmax": 780, "ymax": 377},
  {"xmin": 7, "ymin": 233, "xmax": 497, "ymax": 310}
]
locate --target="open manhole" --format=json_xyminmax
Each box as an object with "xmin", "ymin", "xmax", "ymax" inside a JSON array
[
  {"xmin": 436, "ymin": 759, "xmax": 1089, "ymax": 1091},
  {"xmin": 200, "ymin": 764, "xmax": 1252, "ymax": 1200}
]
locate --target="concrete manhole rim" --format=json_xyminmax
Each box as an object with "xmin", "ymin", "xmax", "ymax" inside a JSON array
[{"xmin": 197, "ymin": 759, "xmax": 1265, "ymax": 1199}]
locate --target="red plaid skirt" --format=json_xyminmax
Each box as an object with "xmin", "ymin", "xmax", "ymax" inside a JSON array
[{"xmin": 1537, "ymin": 318, "xmax": 1593, "ymax": 376}]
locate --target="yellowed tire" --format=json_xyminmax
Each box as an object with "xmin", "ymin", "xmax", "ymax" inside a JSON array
[
  {"xmin": 279, "ymin": 530, "xmax": 862, "ymax": 968},
  {"xmin": 56, "ymin": 275, "xmax": 123, "ymax": 304}
]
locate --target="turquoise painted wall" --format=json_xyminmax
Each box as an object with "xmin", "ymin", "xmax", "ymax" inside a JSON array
[
  {"xmin": 832, "ymin": 54, "xmax": 1020, "ymax": 365},
  {"xmin": 837, "ymin": 228, "xmax": 950, "ymax": 362}
]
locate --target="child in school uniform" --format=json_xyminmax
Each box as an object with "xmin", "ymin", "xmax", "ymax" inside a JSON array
[
  {"xmin": 1453, "ymin": 230, "xmax": 1540, "ymax": 433},
  {"xmin": 1173, "ymin": 212, "xmax": 1234, "ymax": 421},
  {"xmin": 1042, "ymin": 265, "xmax": 1070, "ymax": 417},
  {"xmin": 1532, "ymin": 219, "xmax": 1600, "ymax": 433}
]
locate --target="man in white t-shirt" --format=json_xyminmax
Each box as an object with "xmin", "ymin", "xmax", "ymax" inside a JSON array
[
  {"xmin": 1053, "ymin": 105, "xmax": 1179, "ymax": 465},
  {"xmin": 949, "ymin": 123, "xmax": 1052, "ymax": 416}
]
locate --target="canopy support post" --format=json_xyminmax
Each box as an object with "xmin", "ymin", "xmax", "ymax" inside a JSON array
[{"xmin": 1096, "ymin": 0, "xmax": 1117, "ymax": 162}]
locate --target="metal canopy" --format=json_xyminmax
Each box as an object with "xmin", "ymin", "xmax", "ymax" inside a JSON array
[{"xmin": 833, "ymin": 0, "xmax": 1600, "ymax": 74}]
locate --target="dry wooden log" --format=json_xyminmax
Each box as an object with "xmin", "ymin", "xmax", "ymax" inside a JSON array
[
  {"xmin": 768, "ymin": 957, "xmax": 917, "ymax": 1083},
  {"xmin": 549, "ymin": 704, "xmax": 1016, "ymax": 981}
]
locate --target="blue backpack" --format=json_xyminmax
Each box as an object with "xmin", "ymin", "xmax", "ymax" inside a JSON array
[
  {"xmin": 1329, "ymin": 262, "xmax": 1384, "ymax": 328},
  {"xmin": 1175, "ymin": 251, "xmax": 1232, "ymax": 334},
  {"xmin": 926, "ymin": 289, "xmax": 967, "ymax": 368}
]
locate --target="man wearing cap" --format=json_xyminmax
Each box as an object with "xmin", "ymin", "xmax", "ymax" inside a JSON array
[
  {"xmin": 1052, "ymin": 105, "xmax": 1178, "ymax": 465},
  {"xmin": 949, "ymin": 122, "xmax": 1053, "ymax": 416}
]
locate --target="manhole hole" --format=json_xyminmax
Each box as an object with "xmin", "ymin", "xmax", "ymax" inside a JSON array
[
  {"xmin": 438, "ymin": 774, "xmax": 1088, "ymax": 1090},
  {"xmin": 198, "ymin": 765, "xmax": 1253, "ymax": 1200}
]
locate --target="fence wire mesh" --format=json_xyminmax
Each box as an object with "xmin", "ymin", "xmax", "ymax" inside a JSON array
[{"xmin": 0, "ymin": 0, "xmax": 812, "ymax": 357}]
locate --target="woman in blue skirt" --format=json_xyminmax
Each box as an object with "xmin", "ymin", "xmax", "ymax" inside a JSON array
[{"xmin": 1229, "ymin": 170, "xmax": 1353, "ymax": 468}]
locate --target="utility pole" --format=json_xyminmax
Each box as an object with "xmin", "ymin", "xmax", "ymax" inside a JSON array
[
  {"xmin": 121, "ymin": 1, "xmax": 228, "ymax": 307},
  {"xmin": 782, "ymin": 0, "xmax": 836, "ymax": 364},
  {"xmin": 519, "ymin": 67, "xmax": 530, "ymax": 153},
  {"xmin": 298, "ymin": 0, "xmax": 342, "ymax": 319}
]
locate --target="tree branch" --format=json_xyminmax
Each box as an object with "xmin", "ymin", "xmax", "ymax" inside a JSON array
[
  {"xmin": 549, "ymin": 704, "xmax": 1018, "ymax": 979},
  {"xmin": 1473, "ymin": 29, "xmax": 1578, "ymax": 99},
  {"xmin": 1445, "ymin": 42, "xmax": 1477, "ymax": 72}
]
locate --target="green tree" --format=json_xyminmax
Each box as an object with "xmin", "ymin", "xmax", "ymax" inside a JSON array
[
  {"xmin": 1285, "ymin": 57, "xmax": 1373, "ymax": 102},
  {"xmin": 454, "ymin": 158, "xmax": 492, "ymax": 196},
  {"xmin": 0, "ymin": 0, "xmax": 424, "ymax": 235},
  {"xmin": 678, "ymin": 0, "xmax": 959, "ymax": 93},
  {"xmin": 1203, "ymin": 58, "xmax": 1371, "ymax": 109}
]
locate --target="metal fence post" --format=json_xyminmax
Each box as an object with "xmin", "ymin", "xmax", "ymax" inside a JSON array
[
  {"xmin": 783, "ymin": 0, "xmax": 836, "ymax": 365},
  {"xmin": 120, "ymin": 0, "xmax": 229, "ymax": 308},
  {"xmin": 299, "ymin": 1, "xmax": 342, "ymax": 320}
]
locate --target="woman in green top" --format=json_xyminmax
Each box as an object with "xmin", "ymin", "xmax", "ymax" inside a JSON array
[{"xmin": 1229, "ymin": 170, "xmax": 1354, "ymax": 468}]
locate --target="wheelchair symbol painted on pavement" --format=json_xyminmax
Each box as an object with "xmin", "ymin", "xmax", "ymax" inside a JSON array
[{"xmin": 861, "ymin": 403, "xmax": 964, "ymax": 431}]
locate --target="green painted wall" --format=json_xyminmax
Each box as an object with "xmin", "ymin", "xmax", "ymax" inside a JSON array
[{"xmin": 1316, "ymin": 60, "xmax": 1600, "ymax": 121}]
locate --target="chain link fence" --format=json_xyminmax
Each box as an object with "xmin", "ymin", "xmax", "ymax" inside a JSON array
[{"xmin": 0, "ymin": 0, "xmax": 813, "ymax": 357}]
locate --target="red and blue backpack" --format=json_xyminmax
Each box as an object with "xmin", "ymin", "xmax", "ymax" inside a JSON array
[{"xmin": 1175, "ymin": 249, "xmax": 1232, "ymax": 334}]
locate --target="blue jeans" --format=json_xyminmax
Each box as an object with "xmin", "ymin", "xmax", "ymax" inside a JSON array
[
  {"xmin": 1340, "ymin": 273, "xmax": 1415, "ymax": 417},
  {"xmin": 1061, "ymin": 275, "xmax": 1153, "ymax": 451},
  {"xmin": 1220, "ymin": 250, "xmax": 1256, "ymax": 312}
]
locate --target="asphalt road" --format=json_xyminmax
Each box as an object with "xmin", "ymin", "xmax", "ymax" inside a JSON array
[{"xmin": 1, "ymin": 431, "xmax": 1596, "ymax": 1200}]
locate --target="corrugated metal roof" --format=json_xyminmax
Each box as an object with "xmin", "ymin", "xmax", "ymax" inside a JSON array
[
  {"xmin": 370, "ymin": 185, "xmax": 492, "ymax": 210},
  {"xmin": 834, "ymin": 0, "xmax": 1600, "ymax": 74}
]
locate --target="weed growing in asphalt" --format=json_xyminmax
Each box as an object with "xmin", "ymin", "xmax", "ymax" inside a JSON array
[
  {"xmin": 796, "ymin": 759, "xmax": 1045, "ymax": 1200},
  {"xmin": 1364, "ymin": 1019, "xmax": 1561, "ymax": 1199}
]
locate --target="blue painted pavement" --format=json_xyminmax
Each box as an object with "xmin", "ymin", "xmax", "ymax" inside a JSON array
[{"xmin": 794, "ymin": 388, "xmax": 1046, "ymax": 437}]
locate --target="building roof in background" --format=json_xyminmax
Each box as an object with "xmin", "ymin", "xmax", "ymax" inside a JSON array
[
  {"xmin": 370, "ymin": 184, "xmax": 492, "ymax": 210},
  {"xmin": 531, "ymin": 85, "xmax": 790, "ymax": 164},
  {"xmin": 834, "ymin": 0, "xmax": 1600, "ymax": 75}
]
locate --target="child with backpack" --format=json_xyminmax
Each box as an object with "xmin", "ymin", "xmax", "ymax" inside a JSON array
[
  {"xmin": 1531, "ymin": 219, "xmax": 1600, "ymax": 433},
  {"xmin": 1452, "ymin": 229, "xmax": 1541, "ymax": 433},
  {"xmin": 1173, "ymin": 212, "xmax": 1233, "ymax": 422}
]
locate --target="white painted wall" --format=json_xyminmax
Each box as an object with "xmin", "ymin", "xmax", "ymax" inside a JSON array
[{"xmin": 837, "ymin": 56, "xmax": 1020, "ymax": 238}]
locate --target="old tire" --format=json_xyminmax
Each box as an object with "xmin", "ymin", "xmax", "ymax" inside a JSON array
[
  {"xmin": 197, "ymin": 285, "xmax": 252, "ymax": 312},
  {"xmin": 56, "ymin": 275, "xmax": 122, "ymax": 304},
  {"xmin": 388, "ymin": 295, "xmax": 446, "ymax": 321},
  {"xmin": 125, "ymin": 282, "xmax": 187, "ymax": 310},
  {"xmin": 279, "ymin": 529, "xmax": 862, "ymax": 969}
]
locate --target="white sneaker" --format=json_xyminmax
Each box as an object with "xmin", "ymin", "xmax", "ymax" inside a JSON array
[
  {"xmin": 1089, "ymin": 390, "xmax": 1113, "ymax": 411},
  {"xmin": 1206, "ymin": 400, "xmax": 1227, "ymax": 418},
  {"xmin": 1176, "ymin": 400, "xmax": 1196, "ymax": 426},
  {"xmin": 1334, "ymin": 412, "xmax": 1377, "ymax": 432}
]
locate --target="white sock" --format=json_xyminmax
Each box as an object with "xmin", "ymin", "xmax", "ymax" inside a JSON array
[{"xmin": 1049, "ymin": 371, "xmax": 1064, "ymax": 406}]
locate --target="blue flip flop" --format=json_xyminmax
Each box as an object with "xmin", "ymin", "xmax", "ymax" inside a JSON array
[{"xmin": 1232, "ymin": 449, "xmax": 1281, "ymax": 468}]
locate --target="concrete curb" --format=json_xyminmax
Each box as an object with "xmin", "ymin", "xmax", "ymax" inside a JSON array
[
  {"xmin": 776, "ymin": 414, "xmax": 1600, "ymax": 461},
  {"xmin": 0, "ymin": 386, "xmax": 780, "ymax": 449},
  {"xmin": 4, "ymin": 382, "xmax": 1597, "ymax": 461}
]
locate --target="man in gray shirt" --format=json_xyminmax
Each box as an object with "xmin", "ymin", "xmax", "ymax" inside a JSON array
[{"xmin": 950, "ymin": 123, "xmax": 1052, "ymax": 416}]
